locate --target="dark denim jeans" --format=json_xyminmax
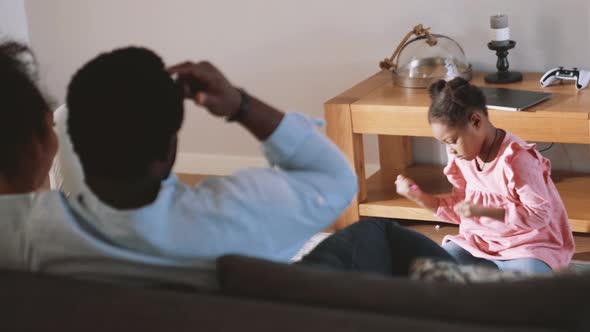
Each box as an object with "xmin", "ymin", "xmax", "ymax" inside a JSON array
[{"xmin": 299, "ymin": 217, "xmax": 454, "ymax": 276}]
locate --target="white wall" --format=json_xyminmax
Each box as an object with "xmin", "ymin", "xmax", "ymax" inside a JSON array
[
  {"xmin": 0, "ymin": 0, "xmax": 29, "ymax": 42},
  {"xmin": 24, "ymin": 0, "xmax": 590, "ymax": 174}
]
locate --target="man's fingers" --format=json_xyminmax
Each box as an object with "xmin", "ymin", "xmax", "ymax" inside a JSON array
[
  {"xmin": 167, "ymin": 61, "xmax": 196, "ymax": 73},
  {"xmin": 171, "ymin": 68, "xmax": 211, "ymax": 83},
  {"xmin": 196, "ymin": 92, "xmax": 207, "ymax": 105},
  {"xmin": 168, "ymin": 63, "xmax": 217, "ymax": 86},
  {"xmin": 189, "ymin": 92, "xmax": 219, "ymax": 113}
]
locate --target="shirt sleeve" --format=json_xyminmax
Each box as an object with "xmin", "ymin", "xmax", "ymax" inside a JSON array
[
  {"xmin": 503, "ymin": 148, "xmax": 553, "ymax": 230},
  {"xmin": 186, "ymin": 112, "xmax": 358, "ymax": 261},
  {"xmin": 435, "ymin": 158, "xmax": 466, "ymax": 224}
]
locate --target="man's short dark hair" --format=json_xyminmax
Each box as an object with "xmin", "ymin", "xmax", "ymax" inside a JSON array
[
  {"xmin": 67, "ymin": 47, "xmax": 184, "ymax": 180},
  {"xmin": 0, "ymin": 41, "xmax": 51, "ymax": 176}
]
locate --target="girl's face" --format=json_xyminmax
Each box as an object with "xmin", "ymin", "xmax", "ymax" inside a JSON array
[{"xmin": 431, "ymin": 114, "xmax": 485, "ymax": 161}]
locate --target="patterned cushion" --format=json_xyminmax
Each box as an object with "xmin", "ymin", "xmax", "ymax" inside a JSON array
[{"xmin": 409, "ymin": 258, "xmax": 576, "ymax": 283}]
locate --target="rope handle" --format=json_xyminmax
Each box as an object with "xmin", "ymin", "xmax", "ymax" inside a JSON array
[{"xmin": 379, "ymin": 24, "xmax": 438, "ymax": 71}]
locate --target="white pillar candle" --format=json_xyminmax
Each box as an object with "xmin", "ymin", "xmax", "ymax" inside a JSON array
[{"xmin": 490, "ymin": 14, "xmax": 510, "ymax": 45}]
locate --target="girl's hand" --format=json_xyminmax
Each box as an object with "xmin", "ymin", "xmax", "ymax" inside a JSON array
[
  {"xmin": 395, "ymin": 175, "xmax": 419, "ymax": 199},
  {"xmin": 395, "ymin": 175, "xmax": 440, "ymax": 213},
  {"xmin": 454, "ymin": 201, "xmax": 483, "ymax": 218},
  {"xmin": 454, "ymin": 201, "xmax": 506, "ymax": 221}
]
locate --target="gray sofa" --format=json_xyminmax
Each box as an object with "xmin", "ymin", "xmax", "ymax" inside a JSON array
[{"xmin": 2, "ymin": 255, "xmax": 588, "ymax": 331}]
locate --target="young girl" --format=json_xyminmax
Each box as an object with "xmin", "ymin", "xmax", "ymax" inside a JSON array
[{"xmin": 395, "ymin": 77, "xmax": 574, "ymax": 273}]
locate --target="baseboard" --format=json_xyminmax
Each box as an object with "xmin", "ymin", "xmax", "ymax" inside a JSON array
[{"xmin": 174, "ymin": 152, "xmax": 380, "ymax": 176}]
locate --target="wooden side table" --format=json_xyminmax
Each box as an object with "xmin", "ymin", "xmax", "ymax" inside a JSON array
[{"xmin": 325, "ymin": 71, "xmax": 590, "ymax": 233}]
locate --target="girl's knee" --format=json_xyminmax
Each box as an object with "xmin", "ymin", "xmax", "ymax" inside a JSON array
[{"xmin": 497, "ymin": 259, "xmax": 552, "ymax": 274}]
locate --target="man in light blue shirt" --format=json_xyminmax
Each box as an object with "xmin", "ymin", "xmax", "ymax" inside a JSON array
[
  {"xmin": 54, "ymin": 47, "xmax": 357, "ymax": 263},
  {"xmin": 1, "ymin": 42, "xmax": 451, "ymax": 287}
]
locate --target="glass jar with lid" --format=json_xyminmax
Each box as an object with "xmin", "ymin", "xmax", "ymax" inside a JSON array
[{"xmin": 380, "ymin": 25, "xmax": 472, "ymax": 88}]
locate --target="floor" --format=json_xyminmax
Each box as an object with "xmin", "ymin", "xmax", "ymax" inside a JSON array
[{"xmin": 176, "ymin": 173, "xmax": 590, "ymax": 262}]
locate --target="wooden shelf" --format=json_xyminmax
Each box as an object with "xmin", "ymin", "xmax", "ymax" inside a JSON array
[{"xmin": 358, "ymin": 164, "xmax": 590, "ymax": 233}]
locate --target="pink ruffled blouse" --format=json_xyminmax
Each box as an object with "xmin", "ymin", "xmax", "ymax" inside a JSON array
[{"xmin": 436, "ymin": 132, "xmax": 574, "ymax": 270}]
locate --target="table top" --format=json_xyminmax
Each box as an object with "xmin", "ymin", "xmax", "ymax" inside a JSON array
[
  {"xmin": 338, "ymin": 71, "xmax": 590, "ymax": 143},
  {"xmin": 352, "ymin": 72, "xmax": 590, "ymax": 119}
]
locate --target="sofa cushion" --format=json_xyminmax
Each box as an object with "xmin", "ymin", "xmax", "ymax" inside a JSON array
[{"xmin": 218, "ymin": 255, "xmax": 590, "ymax": 331}]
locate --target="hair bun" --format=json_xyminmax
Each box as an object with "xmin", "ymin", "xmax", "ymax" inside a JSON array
[
  {"xmin": 447, "ymin": 77, "xmax": 469, "ymax": 90},
  {"xmin": 428, "ymin": 79, "xmax": 447, "ymax": 98}
]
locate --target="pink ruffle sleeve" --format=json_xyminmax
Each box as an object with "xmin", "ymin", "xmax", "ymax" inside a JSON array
[{"xmin": 502, "ymin": 142, "xmax": 554, "ymax": 230}]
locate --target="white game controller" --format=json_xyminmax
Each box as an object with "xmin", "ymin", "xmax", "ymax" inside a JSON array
[{"xmin": 540, "ymin": 67, "xmax": 590, "ymax": 90}]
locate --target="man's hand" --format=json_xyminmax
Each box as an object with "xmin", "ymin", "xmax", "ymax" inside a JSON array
[
  {"xmin": 168, "ymin": 61, "xmax": 241, "ymax": 118},
  {"xmin": 169, "ymin": 60, "xmax": 284, "ymax": 141}
]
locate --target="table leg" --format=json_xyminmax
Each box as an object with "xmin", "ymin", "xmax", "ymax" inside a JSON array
[
  {"xmin": 323, "ymin": 71, "xmax": 391, "ymax": 230},
  {"xmin": 325, "ymin": 103, "xmax": 365, "ymax": 230}
]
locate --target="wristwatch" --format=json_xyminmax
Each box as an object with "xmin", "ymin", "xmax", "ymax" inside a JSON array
[{"xmin": 226, "ymin": 88, "xmax": 250, "ymax": 122}]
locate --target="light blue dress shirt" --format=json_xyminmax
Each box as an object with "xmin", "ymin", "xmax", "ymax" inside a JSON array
[
  {"xmin": 0, "ymin": 111, "xmax": 357, "ymax": 290},
  {"xmin": 72, "ymin": 112, "xmax": 358, "ymax": 262}
]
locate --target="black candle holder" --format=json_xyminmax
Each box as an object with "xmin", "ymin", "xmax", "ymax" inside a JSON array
[{"xmin": 484, "ymin": 40, "xmax": 523, "ymax": 84}]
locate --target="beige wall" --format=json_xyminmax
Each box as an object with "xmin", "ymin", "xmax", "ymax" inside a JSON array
[
  {"xmin": 1, "ymin": 0, "xmax": 29, "ymax": 42},
  {"xmin": 24, "ymin": 0, "xmax": 590, "ymax": 173}
]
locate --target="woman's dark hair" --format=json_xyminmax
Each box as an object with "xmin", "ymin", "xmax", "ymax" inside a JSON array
[
  {"xmin": 0, "ymin": 41, "xmax": 51, "ymax": 176},
  {"xmin": 428, "ymin": 77, "xmax": 487, "ymax": 127}
]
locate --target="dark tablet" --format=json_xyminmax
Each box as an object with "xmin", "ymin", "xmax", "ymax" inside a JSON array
[{"xmin": 479, "ymin": 87, "xmax": 552, "ymax": 111}]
